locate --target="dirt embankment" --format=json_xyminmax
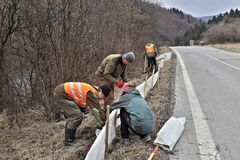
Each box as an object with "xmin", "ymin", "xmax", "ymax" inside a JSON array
[{"xmin": 0, "ymin": 51, "xmax": 176, "ymax": 160}]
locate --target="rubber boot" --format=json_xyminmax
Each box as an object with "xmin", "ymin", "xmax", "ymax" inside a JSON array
[{"xmin": 64, "ymin": 128, "xmax": 76, "ymax": 146}]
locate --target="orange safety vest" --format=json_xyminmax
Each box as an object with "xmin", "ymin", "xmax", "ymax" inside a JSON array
[
  {"xmin": 145, "ymin": 43, "xmax": 156, "ymax": 53},
  {"xmin": 64, "ymin": 82, "xmax": 97, "ymax": 108}
]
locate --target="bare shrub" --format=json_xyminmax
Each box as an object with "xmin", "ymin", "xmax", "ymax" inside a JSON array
[
  {"xmin": 203, "ymin": 18, "xmax": 240, "ymax": 43},
  {"xmin": 0, "ymin": 0, "xmax": 193, "ymax": 125}
]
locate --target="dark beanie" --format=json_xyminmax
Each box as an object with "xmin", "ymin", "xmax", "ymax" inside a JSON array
[{"xmin": 100, "ymin": 85, "xmax": 111, "ymax": 97}]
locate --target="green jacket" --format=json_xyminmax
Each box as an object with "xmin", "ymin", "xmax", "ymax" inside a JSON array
[
  {"xmin": 95, "ymin": 54, "xmax": 127, "ymax": 83},
  {"xmin": 110, "ymin": 89, "xmax": 154, "ymax": 135}
]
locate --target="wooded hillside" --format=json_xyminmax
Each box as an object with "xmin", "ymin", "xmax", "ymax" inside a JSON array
[
  {"xmin": 175, "ymin": 8, "xmax": 240, "ymax": 45},
  {"xmin": 203, "ymin": 9, "xmax": 240, "ymax": 43}
]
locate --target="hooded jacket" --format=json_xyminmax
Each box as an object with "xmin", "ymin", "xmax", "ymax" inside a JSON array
[{"xmin": 110, "ymin": 89, "xmax": 154, "ymax": 135}]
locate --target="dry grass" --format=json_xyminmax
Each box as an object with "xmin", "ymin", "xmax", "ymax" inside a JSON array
[{"xmin": 209, "ymin": 43, "xmax": 240, "ymax": 53}]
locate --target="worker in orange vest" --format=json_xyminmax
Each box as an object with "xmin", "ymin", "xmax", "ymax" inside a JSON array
[
  {"xmin": 54, "ymin": 82, "xmax": 111, "ymax": 146},
  {"xmin": 145, "ymin": 42, "xmax": 158, "ymax": 73}
]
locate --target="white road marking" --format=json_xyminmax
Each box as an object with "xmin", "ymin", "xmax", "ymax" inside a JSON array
[
  {"xmin": 198, "ymin": 49, "xmax": 240, "ymax": 71},
  {"xmin": 171, "ymin": 48, "xmax": 221, "ymax": 160}
]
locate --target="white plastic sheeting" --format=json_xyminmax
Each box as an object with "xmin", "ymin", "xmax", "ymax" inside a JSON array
[
  {"xmin": 85, "ymin": 52, "xmax": 172, "ymax": 160},
  {"xmin": 136, "ymin": 70, "xmax": 159, "ymax": 98},
  {"xmin": 85, "ymin": 109, "xmax": 118, "ymax": 160},
  {"xmin": 153, "ymin": 116, "xmax": 186, "ymax": 151},
  {"xmin": 158, "ymin": 52, "xmax": 172, "ymax": 61}
]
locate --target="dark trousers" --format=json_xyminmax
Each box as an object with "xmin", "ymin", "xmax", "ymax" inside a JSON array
[
  {"xmin": 120, "ymin": 108, "xmax": 144, "ymax": 139},
  {"xmin": 147, "ymin": 56, "xmax": 157, "ymax": 73}
]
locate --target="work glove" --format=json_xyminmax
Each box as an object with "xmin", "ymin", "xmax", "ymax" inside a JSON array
[
  {"xmin": 115, "ymin": 80, "xmax": 124, "ymax": 88},
  {"xmin": 123, "ymin": 79, "xmax": 129, "ymax": 83}
]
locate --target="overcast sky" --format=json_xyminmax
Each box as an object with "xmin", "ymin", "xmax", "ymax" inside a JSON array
[{"xmin": 157, "ymin": 0, "xmax": 240, "ymax": 17}]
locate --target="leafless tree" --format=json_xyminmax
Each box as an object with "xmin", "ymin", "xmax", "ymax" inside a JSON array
[{"xmin": 0, "ymin": 0, "xmax": 194, "ymax": 125}]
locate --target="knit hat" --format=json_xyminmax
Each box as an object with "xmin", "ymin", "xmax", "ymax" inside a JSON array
[
  {"xmin": 100, "ymin": 85, "xmax": 111, "ymax": 97},
  {"xmin": 122, "ymin": 52, "xmax": 135, "ymax": 63},
  {"xmin": 122, "ymin": 82, "xmax": 137, "ymax": 93}
]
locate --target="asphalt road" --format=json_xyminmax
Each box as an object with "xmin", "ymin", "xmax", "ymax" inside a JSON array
[{"xmin": 170, "ymin": 46, "xmax": 240, "ymax": 160}]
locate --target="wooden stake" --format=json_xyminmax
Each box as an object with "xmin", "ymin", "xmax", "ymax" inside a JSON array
[
  {"xmin": 143, "ymin": 57, "xmax": 147, "ymax": 73},
  {"xmin": 105, "ymin": 105, "xmax": 110, "ymax": 160},
  {"xmin": 147, "ymin": 146, "xmax": 159, "ymax": 160},
  {"xmin": 151, "ymin": 68, "xmax": 155, "ymax": 90},
  {"xmin": 144, "ymin": 74, "xmax": 148, "ymax": 98},
  {"xmin": 158, "ymin": 61, "xmax": 161, "ymax": 76}
]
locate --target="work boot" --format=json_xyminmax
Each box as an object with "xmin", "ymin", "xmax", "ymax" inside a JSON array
[
  {"xmin": 141, "ymin": 134, "xmax": 151, "ymax": 142},
  {"xmin": 64, "ymin": 128, "xmax": 76, "ymax": 146},
  {"xmin": 121, "ymin": 138, "xmax": 130, "ymax": 145}
]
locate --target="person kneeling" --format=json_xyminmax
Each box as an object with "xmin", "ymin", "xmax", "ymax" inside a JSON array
[{"xmin": 110, "ymin": 82, "xmax": 154, "ymax": 144}]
